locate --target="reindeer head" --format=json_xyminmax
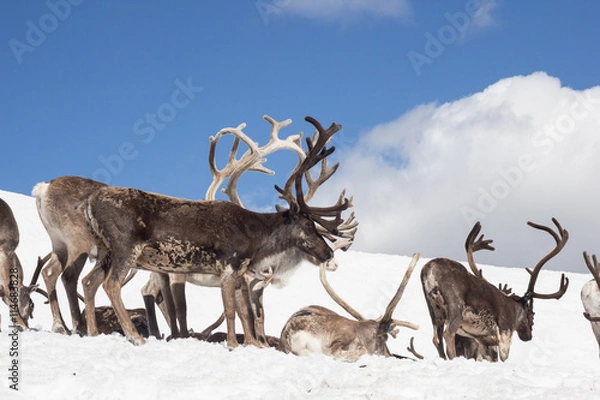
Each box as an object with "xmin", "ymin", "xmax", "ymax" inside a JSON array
[
  {"xmin": 207, "ymin": 115, "xmax": 357, "ymax": 270},
  {"xmin": 274, "ymin": 116, "xmax": 357, "ymax": 263},
  {"xmin": 319, "ymin": 253, "xmax": 421, "ymax": 357},
  {"xmin": 17, "ymin": 253, "xmax": 52, "ymax": 325},
  {"xmin": 467, "ymin": 218, "xmax": 569, "ymax": 342}
]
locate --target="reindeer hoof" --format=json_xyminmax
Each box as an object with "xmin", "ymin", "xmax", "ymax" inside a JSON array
[
  {"xmin": 127, "ymin": 335, "xmax": 146, "ymax": 346},
  {"xmin": 51, "ymin": 323, "xmax": 69, "ymax": 335},
  {"xmin": 226, "ymin": 341, "xmax": 239, "ymax": 351}
]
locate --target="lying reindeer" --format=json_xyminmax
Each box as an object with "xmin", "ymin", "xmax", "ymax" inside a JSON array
[
  {"xmin": 0, "ymin": 198, "xmax": 40, "ymax": 330},
  {"xmin": 278, "ymin": 253, "xmax": 420, "ymax": 362},
  {"xmin": 421, "ymin": 218, "xmax": 569, "ymax": 362},
  {"xmin": 581, "ymin": 251, "xmax": 600, "ymax": 356}
]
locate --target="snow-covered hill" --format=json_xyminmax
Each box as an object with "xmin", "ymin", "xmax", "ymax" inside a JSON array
[{"xmin": 1, "ymin": 189, "xmax": 599, "ymax": 399}]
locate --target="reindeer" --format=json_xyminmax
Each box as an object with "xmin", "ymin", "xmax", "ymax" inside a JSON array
[
  {"xmin": 278, "ymin": 253, "xmax": 420, "ymax": 362},
  {"xmin": 0, "ymin": 198, "xmax": 40, "ymax": 330},
  {"xmin": 141, "ymin": 115, "xmax": 357, "ymax": 342},
  {"xmin": 581, "ymin": 251, "xmax": 600, "ymax": 356},
  {"xmin": 32, "ymin": 176, "xmax": 108, "ymax": 335},
  {"xmin": 421, "ymin": 218, "xmax": 569, "ymax": 362},
  {"xmin": 81, "ymin": 116, "xmax": 355, "ymax": 347}
]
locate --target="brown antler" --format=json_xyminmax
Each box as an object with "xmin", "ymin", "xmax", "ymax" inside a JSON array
[
  {"xmin": 582, "ymin": 252, "xmax": 600, "ymax": 321},
  {"xmin": 524, "ymin": 218, "xmax": 569, "ymax": 300},
  {"xmin": 207, "ymin": 115, "xmax": 305, "ymax": 205},
  {"xmin": 275, "ymin": 116, "xmax": 355, "ymax": 242},
  {"xmin": 584, "ymin": 252, "xmax": 600, "ymax": 290},
  {"xmin": 29, "ymin": 252, "xmax": 52, "ymax": 287},
  {"xmin": 498, "ymin": 283, "xmax": 513, "ymax": 295},
  {"xmin": 407, "ymin": 337, "xmax": 425, "ymax": 360},
  {"xmin": 465, "ymin": 221, "xmax": 495, "ymax": 279}
]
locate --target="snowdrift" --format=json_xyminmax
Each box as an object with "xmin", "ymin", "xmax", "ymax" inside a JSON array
[{"xmin": 0, "ymin": 189, "xmax": 599, "ymax": 399}]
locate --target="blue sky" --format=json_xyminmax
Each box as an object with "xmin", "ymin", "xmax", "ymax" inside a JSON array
[{"xmin": 2, "ymin": 1, "xmax": 600, "ymax": 272}]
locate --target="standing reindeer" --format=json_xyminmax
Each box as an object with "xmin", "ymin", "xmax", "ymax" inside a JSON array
[
  {"xmin": 278, "ymin": 253, "xmax": 420, "ymax": 361},
  {"xmin": 421, "ymin": 218, "xmax": 569, "ymax": 362},
  {"xmin": 581, "ymin": 251, "xmax": 600, "ymax": 356},
  {"xmin": 81, "ymin": 116, "xmax": 355, "ymax": 347},
  {"xmin": 0, "ymin": 198, "xmax": 39, "ymax": 330},
  {"xmin": 141, "ymin": 115, "xmax": 356, "ymax": 343},
  {"xmin": 32, "ymin": 176, "xmax": 108, "ymax": 335}
]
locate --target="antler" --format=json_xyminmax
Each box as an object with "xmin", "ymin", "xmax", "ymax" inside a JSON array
[
  {"xmin": 381, "ymin": 253, "xmax": 420, "ymax": 324},
  {"xmin": 206, "ymin": 115, "xmax": 305, "ymax": 205},
  {"xmin": 584, "ymin": 252, "xmax": 600, "ymax": 290},
  {"xmin": 465, "ymin": 221, "xmax": 495, "ymax": 279},
  {"xmin": 524, "ymin": 218, "xmax": 569, "ymax": 300},
  {"xmin": 319, "ymin": 262, "xmax": 366, "ymax": 321},
  {"xmin": 582, "ymin": 252, "xmax": 600, "ymax": 321},
  {"xmin": 407, "ymin": 337, "xmax": 424, "ymax": 360},
  {"xmin": 275, "ymin": 116, "xmax": 355, "ymax": 243},
  {"xmin": 29, "ymin": 252, "xmax": 51, "ymax": 288}
]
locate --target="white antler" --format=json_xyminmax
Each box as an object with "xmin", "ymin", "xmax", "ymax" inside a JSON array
[{"xmin": 206, "ymin": 115, "xmax": 305, "ymax": 205}]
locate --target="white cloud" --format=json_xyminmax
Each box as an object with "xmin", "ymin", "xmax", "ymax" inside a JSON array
[
  {"xmin": 323, "ymin": 72, "xmax": 600, "ymax": 274},
  {"xmin": 269, "ymin": 0, "xmax": 413, "ymax": 23},
  {"xmin": 470, "ymin": 0, "xmax": 498, "ymax": 30}
]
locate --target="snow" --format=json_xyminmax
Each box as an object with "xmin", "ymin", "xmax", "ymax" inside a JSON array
[{"xmin": 1, "ymin": 188, "xmax": 599, "ymax": 399}]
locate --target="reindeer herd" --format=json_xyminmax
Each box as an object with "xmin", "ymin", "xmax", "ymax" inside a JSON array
[{"xmin": 1, "ymin": 115, "xmax": 600, "ymax": 363}]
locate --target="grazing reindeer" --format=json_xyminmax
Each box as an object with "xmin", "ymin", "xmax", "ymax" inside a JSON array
[
  {"xmin": 581, "ymin": 251, "xmax": 600, "ymax": 356},
  {"xmin": 141, "ymin": 115, "xmax": 356, "ymax": 342},
  {"xmin": 455, "ymin": 221, "xmax": 500, "ymax": 361},
  {"xmin": 421, "ymin": 218, "xmax": 569, "ymax": 362},
  {"xmin": 82, "ymin": 116, "xmax": 354, "ymax": 347},
  {"xmin": 0, "ymin": 198, "xmax": 39, "ymax": 330},
  {"xmin": 278, "ymin": 253, "xmax": 420, "ymax": 362},
  {"xmin": 32, "ymin": 176, "xmax": 107, "ymax": 335}
]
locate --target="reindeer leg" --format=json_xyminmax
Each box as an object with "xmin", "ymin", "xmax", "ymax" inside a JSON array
[
  {"xmin": 157, "ymin": 273, "xmax": 179, "ymax": 339},
  {"xmin": 444, "ymin": 305, "xmax": 464, "ymax": 360},
  {"xmin": 81, "ymin": 262, "xmax": 106, "ymax": 337},
  {"xmin": 433, "ymin": 322, "xmax": 446, "ymax": 359},
  {"xmin": 497, "ymin": 329, "xmax": 513, "ymax": 362},
  {"xmin": 141, "ymin": 274, "xmax": 162, "ymax": 339},
  {"xmin": 234, "ymin": 285, "xmax": 261, "ymax": 347},
  {"xmin": 61, "ymin": 253, "xmax": 88, "ymax": 336},
  {"xmin": 41, "ymin": 252, "xmax": 69, "ymax": 334},
  {"xmin": 220, "ymin": 266, "xmax": 238, "ymax": 349},
  {"xmin": 103, "ymin": 261, "xmax": 145, "ymax": 345},
  {"xmin": 247, "ymin": 277, "xmax": 268, "ymax": 346},
  {"xmin": 170, "ymin": 275, "xmax": 189, "ymax": 338},
  {"xmin": 143, "ymin": 293, "xmax": 161, "ymax": 339}
]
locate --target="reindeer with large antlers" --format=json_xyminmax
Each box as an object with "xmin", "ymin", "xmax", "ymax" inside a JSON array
[
  {"xmin": 278, "ymin": 253, "xmax": 419, "ymax": 362},
  {"xmin": 0, "ymin": 198, "xmax": 41, "ymax": 330},
  {"xmin": 141, "ymin": 115, "xmax": 357, "ymax": 342},
  {"xmin": 81, "ymin": 116, "xmax": 355, "ymax": 347},
  {"xmin": 581, "ymin": 251, "xmax": 600, "ymax": 356},
  {"xmin": 421, "ymin": 218, "xmax": 569, "ymax": 362}
]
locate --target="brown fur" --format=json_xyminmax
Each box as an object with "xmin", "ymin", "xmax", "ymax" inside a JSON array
[
  {"xmin": 32, "ymin": 176, "xmax": 107, "ymax": 335},
  {"xmin": 0, "ymin": 198, "xmax": 35, "ymax": 330},
  {"xmin": 82, "ymin": 185, "xmax": 334, "ymax": 347},
  {"xmin": 421, "ymin": 258, "xmax": 533, "ymax": 362}
]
